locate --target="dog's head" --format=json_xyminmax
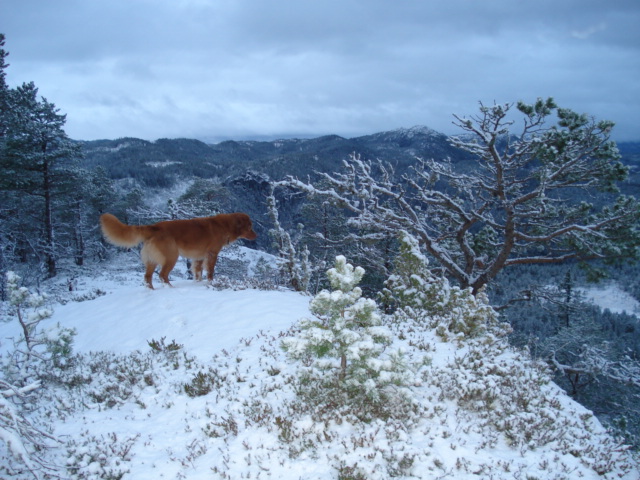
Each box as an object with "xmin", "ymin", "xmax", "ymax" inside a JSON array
[{"xmin": 233, "ymin": 213, "xmax": 258, "ymax": 241}]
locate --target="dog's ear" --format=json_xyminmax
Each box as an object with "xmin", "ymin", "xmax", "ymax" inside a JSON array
[{"xmin": 234, "ymin": 213, "xmax": 249, "ymax": 234}]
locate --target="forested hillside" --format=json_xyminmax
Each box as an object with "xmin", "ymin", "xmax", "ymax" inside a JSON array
[
  {"xmin": 77, "ymin": 130, "xmax": 640, "ymax": 249},
  {"xmin": 79, "ymin": 129, "xmax": 640, "ymax": 190}
]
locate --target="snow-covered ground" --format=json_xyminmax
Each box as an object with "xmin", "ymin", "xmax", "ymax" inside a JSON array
[
  {"xmin": 578, "ymin": 283, "xmax": 640, "ymax": 317},
  {"xmin": 0, "ymin": 249, "xmax": 638, "ymax": 479},
  {"xmin": 49, "ymin": 276, "xmax": 310, "ymax": 359}
]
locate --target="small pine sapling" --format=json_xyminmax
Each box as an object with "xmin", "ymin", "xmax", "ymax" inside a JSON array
[
  {"xmin": 3, "ymin": 272, "xmax": 76, "ymax": 383},
  {"xmin": 283, "ymin": 256, "xmax": 412, "ymax": 410}
]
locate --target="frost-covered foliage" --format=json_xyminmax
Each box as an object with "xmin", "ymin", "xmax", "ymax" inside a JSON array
[
  {"xmin": 0, "ymin": 263, "xmax": 637, "ymax": 479},
  {"xmin": 1, "ymin": 272, "xmax": 74, "ymax": 478},
  {"xmin": 0, "ymin": 378, "xmax": 60, "ymax": 479},
  {"xmin": 2, "ymin": 272, "xmax": 75, "ymax": 385},
  {"xmin": 266, "ymin": 185, "xmax": 311, "ymax": 292},
  {"xmin": 380, "ymin": 235, "xmax": 635, "ymax": 475},
  {"xmin": 283, "ymin": 256, "xmax": 414, "ymax": 418},
  {"xmin": 278, "ymin": 99, "xmax": 640, "ymax": 298},
  {"xmin": 65, "ymin": 431, "xmax": 139, "ymax": 480},
  {"xmin": 430, "ymin": 331, "xmax": 635, "ymax": 476},
  {"xmin": 384, "ymin": 232, "xmax": 510, "ymax": 343}
]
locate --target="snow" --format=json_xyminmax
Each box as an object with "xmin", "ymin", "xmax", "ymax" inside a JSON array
[
  {"xmin": 145, "ymin": 161, "xmax": 182, "ymax": 168},
  {"xmin": 578, "ymin": 283, "xmax": 640, "ymax": 317},
  {"xmin": 48, "ymin": 281, "xmax": 310, "ymax": 359},
  {"xmin": 0, "ymin": 249, "xmax": 638, "ymax": 479}
]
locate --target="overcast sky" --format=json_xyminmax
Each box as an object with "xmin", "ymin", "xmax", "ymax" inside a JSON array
[{"xmin": 1, "ymin": 0, "xmax": 639, "ymax": 142}]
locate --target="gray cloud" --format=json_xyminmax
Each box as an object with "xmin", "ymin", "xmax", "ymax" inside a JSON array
[{"xmin": 1, "ymin": 0, "xmax": 638, "ymax": 141}]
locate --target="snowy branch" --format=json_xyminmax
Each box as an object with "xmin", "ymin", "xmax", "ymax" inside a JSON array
[{"xmin": 275, "ymin": 99, "xmax": 640, "ymax": 294}]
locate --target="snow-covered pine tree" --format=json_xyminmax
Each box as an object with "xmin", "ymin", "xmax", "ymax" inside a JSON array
[
  {"xmin": 283, "ymin": 256, "xmax": 412, "ymax": 414},
  {"xmin": 384, "ymin": 231, "xmax": 510, "ymax": 343},
  {"xmin": 3, "ymin": 82, "xmax": 82, "ymax": 278},
  {"xmin": 278, "ymin": 99, "xmax": 640, "ymax": 298}
]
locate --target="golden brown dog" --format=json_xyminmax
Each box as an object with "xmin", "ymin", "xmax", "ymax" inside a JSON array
[{"xmin": 100, "ymin": 213, "xmax": 257, "ymax": 289}]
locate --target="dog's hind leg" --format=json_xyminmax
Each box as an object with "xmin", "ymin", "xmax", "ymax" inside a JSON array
[
  {"xmin": 157, "ymin": 238, "xmax": 179, "ymax": 286},
  {"xmin": 143, "ymin": 237, "xmax": 178, "ymax": 287},
  {"xmin": 158, "ymin": 247, "xmax": 178, "ymax": 286},
  {"xmin": 192, "ymin": 259, "xmax": 204, "ymax": 281},
  {"xmin": 141, "ymin": 243, "xmax": 158, "ymax": 289},
  {"xmin": 144, "ymin": 262, "xmax": 157, "ymax": 289},
  {"xmin": 143, "ymin": 240, "xmax": 175, "ymax": 288},
  {"xmin": 159, "ymin": 259, "xmax": 177, "ymax": 286}
]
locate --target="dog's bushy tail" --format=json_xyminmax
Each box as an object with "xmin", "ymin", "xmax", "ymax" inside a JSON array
[{"xmin": 100, "ymin": 213, "xmax": 145, "ymax": 248}]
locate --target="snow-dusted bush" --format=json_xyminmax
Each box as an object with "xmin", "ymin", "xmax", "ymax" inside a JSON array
[
  {"xmin": 266, "ymin": 186, "xmax": 311, "ymax": 292},
  {"xmin": 283, "ymin": 256, "xmax": 414, "ymax": 419},
  {"xmin": 380, "ymin": 234, "xmax": 635, "ymax": 476},
  {"xmin": 0, "ymin": 379, "xmax": 61, "ymax": 479},
  {"xmin": 383, "ymin": 232, "xmax": 510, "ymax": 343},
  {"xmin": 65, "ymin": 431, "xmax": 138, "ymax": 480},
  {"xmin": 3, "ymin": 272, "xmax": 76, "ymax": 384},
  {"xmin": 0, "ymin": 272, "xmax": 76, "ymax": 478},
  {"xmin": 430, "ymin": 336, "xmax": 635, "ymax": 475}
]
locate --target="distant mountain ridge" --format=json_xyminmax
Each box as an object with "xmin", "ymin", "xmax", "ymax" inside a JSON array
[
  {"xmin": 79, "ymin": 126, "xmax": 474, "ymax": 187},
  {"xmin": 79, "ymin": 126, "xmax": 640, "ymax": 204}
]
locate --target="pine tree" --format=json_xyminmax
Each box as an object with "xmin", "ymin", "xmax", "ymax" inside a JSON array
[
  {"xmin": 1, "ymin": 86, "xmax": 82, "ymax": 277},
  {"xmin": 0, "ymin": 36, "xmax": 83, "ymax": 278},
  {"xmin": 0, "ymin": 33, "xmax": 9, "ymax": 140},
  {"xmin": 283, "ymin": 256, "xmax": 411, "ymax": 411},
  {"xmin": 384, "ymin": 231, "xmax": 510, "ymax": 343},
  {"xmin": 0, "ymin": 34, "xmax": 10, "ymax": 298},
  {"xmin": 4, "ymin": 83, "xmax": 82, "ymax": 276},
  {"xmin": 560, "ymin": 270, "xmax": 574, "ymax": 328},
  {"xmin": 280, "ymin": 99, "xmax": 640, "ymax": 296}
]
